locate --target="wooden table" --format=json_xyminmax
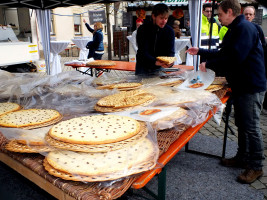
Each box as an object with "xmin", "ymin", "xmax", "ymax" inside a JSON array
[
  {"xmin": 65, "ymin": 60, "xmax": 194, "ymax": 77},
  {"xmin": 0, "ymin": 90, "xmax": 230, "ymax": 200}
]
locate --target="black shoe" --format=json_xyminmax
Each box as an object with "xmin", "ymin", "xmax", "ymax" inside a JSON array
[{"xmin": 221, "ymin": 156, "xmax": 247, "ymax": 169}]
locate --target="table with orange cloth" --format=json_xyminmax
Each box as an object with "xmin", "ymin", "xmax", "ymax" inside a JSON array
[{"xmin": 65, "ymin": 60, "xmax": 194, "ymax": 77}]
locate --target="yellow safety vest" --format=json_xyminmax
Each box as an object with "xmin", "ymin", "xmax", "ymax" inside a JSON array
[{"xmin": 201, "ymin": 14, "xmax": 219, "ymax": 37}]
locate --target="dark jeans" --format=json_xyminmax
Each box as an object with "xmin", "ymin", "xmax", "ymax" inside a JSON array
[
  {"xmin": 93, "ymin": 53, "xmax": 103, "ymax": 60},
  {"xmin": 233, "ymin": 91, "xmax": 265, "ymax": 170},
  {"xmin": 263, "ymin": 84, "xmax": 267, "ymax": 109}
]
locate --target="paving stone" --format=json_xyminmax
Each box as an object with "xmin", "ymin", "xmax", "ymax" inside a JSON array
[
  {"xmin": 260, "ymin": 177, "xmax": 267, "ymax": 184},
  {"xmin": 258, "ymin": 189, "xmax": 267, "ymax": 198},
  {"xmin": 251, "ymin": 180, "xmax": 266, "ymax": 189}
]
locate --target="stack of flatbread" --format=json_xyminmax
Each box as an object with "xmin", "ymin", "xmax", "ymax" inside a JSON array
[
  {"xmin": 95, "ymin": 89, "xmax": 155, "ymax": 112},
  {"xmin": 5, "ymin": 127, "xmax": 54, "ymax": 153},
  {"xmin": 44, "ymin": 136, "xmax": 158, "ymax": 182},
  {"xmin": 43, "ymin": 114, "xmax": 157, "ymax": 182},
  {"xmin": 96, "ymin": 82, "xmax": 142, "ymax": 91},
  {"xmin": 0, "ymin": 102, "xmax": 21, "ymax": 116},
  {"xmin": 157, "ymin": 79, "xmax": 184, "ymax": 87},
  {"xmin": 152, "ymin": 107, "xmax": 188, "ymax": 131},
  {"xmin": 0, "ymin": 108, "xmax": 62, "ymax": 153},
  {"xmin": 45, "ymin": 114, "xmax": 148, "ymax": 152},
  {"xmin": 156, "ymin": 56, "xmax": 177, "ymax": 64},
  {"xmin": 0, "ymin": 109, "xmax": 62, "ymax": 129},
  {"xmin": 205, "ymin": 77, "xmax": 227, "ymax": 92}
]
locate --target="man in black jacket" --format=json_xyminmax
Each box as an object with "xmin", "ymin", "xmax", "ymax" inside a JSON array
[
  {"xmin": 135, "ymin": 3, "xmax": 175, "ymax": 76},
  {"xmin": 186, "ymin": 0, "xmax": 266, "ymax": 184},
  {"xmin": 243, "ymin": 6, "xmax": 267, "ymax": 112}
]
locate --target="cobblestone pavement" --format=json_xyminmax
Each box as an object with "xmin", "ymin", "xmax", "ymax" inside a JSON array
[{"xmin": 198, "ymin": 108, "xmax": 267, "ymax": 199}]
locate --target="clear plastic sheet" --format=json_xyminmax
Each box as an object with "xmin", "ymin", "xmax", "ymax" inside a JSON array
[
  {"xmin": 0, "ymin": 116, "xmax": 159, "ymax": 184},
  {"xmin": 0, "ymin": 69, "xmax": 224, "ymax": 186},
  {"xmin": 0, "ymin": 126, "xmax": 52, "ymax": 145},
  {"xmin": 41, "ymin": 122, "xmax": 159, "ymax": 183},
  {"xmin": 144, "ymin": 87, "xmax": 223, "ymax": 128},
  {"xmin": 92, "ymin": 72, "xmax": 141, "ymax": 86},
  {"xmin": 177, "ymin": 69, "xmax": 215, "ymax": 90},
  {"xmin": 0, "ymin": 71, "xmax": 117, "ymax": 118}
]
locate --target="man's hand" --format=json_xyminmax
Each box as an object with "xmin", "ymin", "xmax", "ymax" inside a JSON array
[
  {"xmin": 186, "ymin": 47, "xmax": 199, "ymax": 55},
  {"xmin": 199, "ymin": 62, "xmax": 207, "ymax": 72},
  {"xmin": 83, "ymin": 19, "xmax": 86, "ymax": 23}
]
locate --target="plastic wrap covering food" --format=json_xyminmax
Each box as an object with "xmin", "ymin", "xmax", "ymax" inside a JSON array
[
  {"xmin": 92, "ymin": 72, "xmax": 141, "ymax": 87},
  {"xmin": 0, "ymin": 71, "xmax": 119, "ymax": 117},
  {"xmin": 147, "ymin": 88, "xmax": 223, "ymax": 128},
  {"xmin": 0, "ymin": 113, "xmax": 159, "ymax": 184},
  {"xmin": 0, "ymin": 126, "xmax": 54, "ymax": 153},
  {"xmin": 176, "ymin": 69, "xmax": 215, "ymax": 90}
]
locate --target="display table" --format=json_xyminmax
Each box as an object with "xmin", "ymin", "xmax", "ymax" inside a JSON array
[
  {"xmin": 65, "ymin": 60, "xmax": 194, "ymax": 77},
  {"xmin": 50, "ymin": 41, "xmax": 70, "ymax": 75},
  {"xmin": 0, "ymin": 88, "xmax": 230, "ymax": 200}
]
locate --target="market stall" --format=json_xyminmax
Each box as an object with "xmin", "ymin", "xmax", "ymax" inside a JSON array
[
  {"xmin": 0, "ymin": 1, "xmax": 231, "ymax": 199},
  {"xmin": 0, "ymin": 67, "xmax": 229, "ymax": 199}
]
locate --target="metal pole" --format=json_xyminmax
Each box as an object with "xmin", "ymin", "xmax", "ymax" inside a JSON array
[
  {"xmin": 208, "ymin": 0, "xmax": 216, "ymax": 50},
  {"xmin": 106, "ymin": 4, "xmax": 112, "ymax": 60}
]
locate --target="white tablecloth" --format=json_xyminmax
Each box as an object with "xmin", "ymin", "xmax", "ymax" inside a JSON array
[
  {"xmin": 175, "ymin": 38, "xmax": 193, "ymax": 66},
  {"xmin": 71, "ymin": 37, "xmax": 92, "ymax": 60},
  {"xmin": 50, "ymin": 41, "xmax": 70, "ymax": 75}
]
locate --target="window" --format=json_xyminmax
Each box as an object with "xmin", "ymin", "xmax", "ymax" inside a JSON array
[{"xmin": 73, "ymin": 14, "xmax": 81, "ymax": 35}]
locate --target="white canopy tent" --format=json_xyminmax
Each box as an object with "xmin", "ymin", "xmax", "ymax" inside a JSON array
[{"xmin": 36, "ymin": 9, "xmax": 52, "ymax": 75}]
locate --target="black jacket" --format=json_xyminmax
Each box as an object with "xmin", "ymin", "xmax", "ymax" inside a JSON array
[
  {"xmin": 85, "ymin": 23, "xmax": 104, "ymax": 52},
  {"xmin": 198, "ymin": 15, "xmax": 266, "ymax": 94},
  {"xmin": 135, "ymin": 21, "xmax": 175, "ymax": 76}
]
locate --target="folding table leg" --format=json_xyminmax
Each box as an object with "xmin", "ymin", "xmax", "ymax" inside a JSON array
[
  {"xmin": 185, "ymin": 98, "xmax": 235, "ymax": 159},
  {"xmin": 157, "ymin": 167, "xmax": 166, "ymax": 200}
]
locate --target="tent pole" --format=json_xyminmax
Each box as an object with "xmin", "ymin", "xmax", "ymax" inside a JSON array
[
  {"xmin": 208, "ymin": 0, "xmax": 216, "ymax": 49},
  {"xmin": 196, "ymin": 0, "xmax": 203, "ymax": 71},
  {"xmin": 106, "ymin": 3, "xmax": 112, "ymax": 60}
]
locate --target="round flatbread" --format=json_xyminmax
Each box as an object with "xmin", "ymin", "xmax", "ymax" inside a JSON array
[
  {"xmin": 45, "ymin": 137, "xmax": 157, "ymax": 179},
  {"xmin": 97, "ymin": 82, "xmax": 142, "ymax": 90},
  {"xmin": 0, "ymin": 109, "xmax": 61, "ymax": 128},
  {"xmin": 205, "ymin": 84, "xmax": 224, "ymax": 92},
  {"xmin": 0, "ymin": 102, "xmax": 21, "ymax": 116},
  {"xmin": 96, "ymin": 89, "xmax": 155, "ymax": 108},
  {"xmin": 156, "ymin": 56, "xmax": 177, "ymax": 64},
  {"xmin": 49, "ymin": 115, "xmax": 141, "ymax": 145}
]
